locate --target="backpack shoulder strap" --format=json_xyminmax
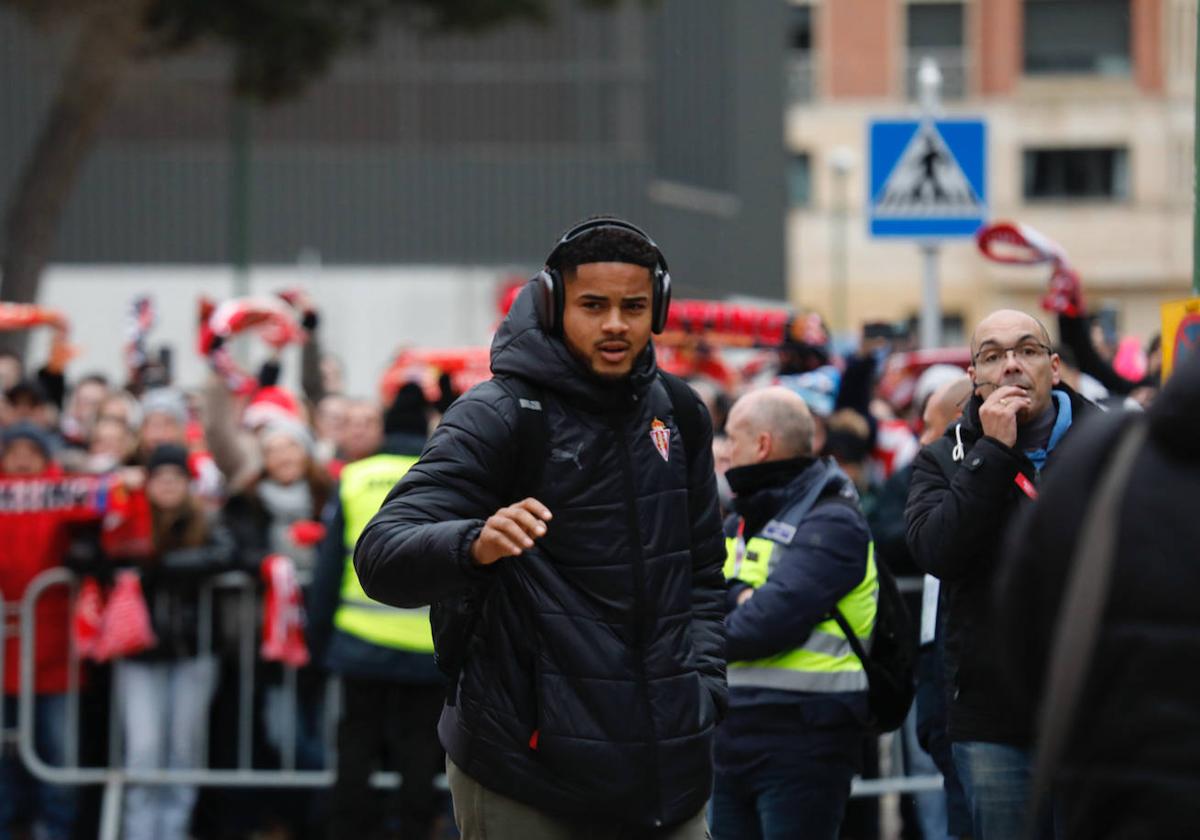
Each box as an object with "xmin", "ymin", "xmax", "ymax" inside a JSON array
[
  {"xmin": 492, "ymin": 375, "xmax": 549, "ymax": 502},
  {"xmin": 659, "ymin": 371, "xmax": 704, "ymax": 471}
]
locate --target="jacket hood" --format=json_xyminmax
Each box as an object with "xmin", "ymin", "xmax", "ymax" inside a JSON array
[
  {"xmin": 1150, "ymin": 352, "xmax": 1200, "ymax": 460},
  {"xmin": 490, "ymin": 280, "xmax": 659, "ymax": 408}
]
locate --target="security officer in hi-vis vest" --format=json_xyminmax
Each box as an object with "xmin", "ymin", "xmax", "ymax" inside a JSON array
[
  {"xmin": 308, "ymin": 438, "xmax": 446, "ymax": 840},
  {"xmin": 709, "ymin": 387, "xmax": 877, "ymax": 840}
]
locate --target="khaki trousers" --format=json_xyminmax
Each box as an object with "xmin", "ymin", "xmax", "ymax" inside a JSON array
[{"xmin": 447, "ymin": 756, "xmax": 710, "ymax": 840}]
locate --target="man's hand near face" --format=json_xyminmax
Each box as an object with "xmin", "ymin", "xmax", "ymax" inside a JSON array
[
  {"xmin": 470, "ymin": 497, "xmax": 554, "ymax": 566},
  {"xmin": 977, "ymin": 385, "xmax": 1033, "ymax": 448}
]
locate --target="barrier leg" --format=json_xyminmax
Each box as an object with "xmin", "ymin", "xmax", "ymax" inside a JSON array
[
  {"xmin": 238, "ymin": 587, "xmax": 255, "ymax": 770},
  {"xmin": 99, "ymin": 775, "xmax": 124, "ymax": 840},
  {"xmin": 281, "ymin": 666, "xmax": 297, "ymax": 770}
]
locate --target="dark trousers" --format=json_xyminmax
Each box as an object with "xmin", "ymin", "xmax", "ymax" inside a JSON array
[
  {"xmin": 330, "ymin": 678, "xmax": 445, "ymax": 840},
  {"xmin": 710, "ymin": 757, "xmax": 856, "ymax": 840},
  {"xmin": 916, "ymin": 643, "xmax": 972, "ymax": 837}
]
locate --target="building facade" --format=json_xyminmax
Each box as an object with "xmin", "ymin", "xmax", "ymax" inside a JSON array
[{"xmin": 787, "ymin": 0, "xmax": 1196, "ymax": 345}]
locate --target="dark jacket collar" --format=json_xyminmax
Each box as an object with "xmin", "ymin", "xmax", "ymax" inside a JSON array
[
  {"xmin": 489, "ymin": 280, "xmax": 658, "ymax": 413},
  {"xmin": 728, "ymin": 456, "xmax": 841, "ymax": 539}
]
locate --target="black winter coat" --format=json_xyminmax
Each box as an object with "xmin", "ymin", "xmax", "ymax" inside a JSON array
[
  {"xmin": 905, "ymin": 384, "xmax": 1094, "ymax": 744},
  {"xmin": 135, "ymin": 515, "xmax": 237, "ymax": 661},
  {"xmin": 995, "ymin": 355, "xmax": 1200, "ymax": 839},
  {"xmin": 355, "ymin": 283, "xmax": 728, "ymax": 828}
]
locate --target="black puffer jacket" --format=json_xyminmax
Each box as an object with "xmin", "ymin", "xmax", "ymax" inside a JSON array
[
  {"xmin": 996, "ymin": 355, "xmax": 1200, "ymax": 839},
  {"xmin": 135, "ymin": 515, "xmax": 237, "ymax": 661},
  {"xmin": 905, "ymin": 384, "xmax": 1094, "ymax": 744},
  {"xmin": 355, "ymin": 283, "xmax": 727, "ymax": 828}
]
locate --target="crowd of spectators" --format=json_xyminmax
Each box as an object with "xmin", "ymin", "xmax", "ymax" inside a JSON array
[{"xmin": 0, "ymin": 282, "xmax": 1167, "ymax": 840}]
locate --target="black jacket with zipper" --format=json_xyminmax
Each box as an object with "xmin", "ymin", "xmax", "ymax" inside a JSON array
[
  {"xmin": 905, "ymin": 383, "xmax": 1094, "ymax": 745},
  {"xmin": 354, "ymin": 282, "xmax": 727, "ymax": 827}
]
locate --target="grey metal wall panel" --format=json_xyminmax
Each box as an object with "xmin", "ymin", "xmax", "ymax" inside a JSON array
[
  {"xmin": 652, "ymin": 0, "xmax": 734, "ymax": 193},
  {"xmin": 1, "ymin": 2, "xmax": 783, "ymax": 301},
  {"xmin": 649, "ymin": 2, "xmax": 787, "ymax": 301},
  {"xmin": 245, "ymin": 153, "xmax": 652, "ymax": 263}
]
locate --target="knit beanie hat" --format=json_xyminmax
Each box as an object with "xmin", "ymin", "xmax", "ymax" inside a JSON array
[
  {"xmin": 140, "ymin": 388, "xmax": 189, "ymax": 426},
  {"xmin": 259, "ymin": 417, "xmax": 314, "ymax": 456},
  {"xmin": 1, "ymin": 421, "xmax": 53, "ymax": 458},
  {"xmin": 146, "ymin": 443, "xmax": 192, "ymax": 477}
]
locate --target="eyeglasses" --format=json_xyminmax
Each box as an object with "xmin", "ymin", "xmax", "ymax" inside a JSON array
[{"xmin": 972, "ymin": 342, "xmax": 1052, "ymax": 369}]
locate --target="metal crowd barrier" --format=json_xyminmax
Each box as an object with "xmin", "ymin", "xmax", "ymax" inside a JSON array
[
  {"xmin": 17, "ymin": 568, "xmax": 357, "ymax": 840},
  {"xmin": 9, "ymin": 568, "xmax": 945, "ymax": 838},
  {"xmin": 19, "ymin": 568, "xmax": 336, "ymax": 787},
  {"xmin": 851, "ymin": 574, "xmax": 942, "ymax": 798}
]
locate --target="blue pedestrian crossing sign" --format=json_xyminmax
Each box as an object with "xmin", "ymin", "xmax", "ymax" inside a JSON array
[{"xmin": 869, "ymin": 118, "xmax": 987, "ymax": 238}]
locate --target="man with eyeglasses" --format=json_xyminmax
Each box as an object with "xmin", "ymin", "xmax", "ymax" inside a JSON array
[{"xmin": 904, "ymin": 309, "xmax": 1096, "ymax": 840}]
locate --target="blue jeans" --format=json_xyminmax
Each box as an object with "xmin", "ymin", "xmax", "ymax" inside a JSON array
[
  {"xmin": 710, "ymin": 760, "xmax": 855, "ymax": 840},
  {"xmin": 0, "ymin": 694, "xmax": 78, "ymax": 840},
  {"xmin": 117, "ymin": 657, "xmax": 218, "ymax": 840},
  {"xmin": 952, "ymin": 741, "xmax": 1054, "ymax": 840}
]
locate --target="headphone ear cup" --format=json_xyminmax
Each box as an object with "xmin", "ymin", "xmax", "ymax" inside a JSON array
[
  {"xmin": 652, "ymin": 270, "xmax": 671, "ymax": 334},
  {"xmin": 533, "ymin": 269, "xmax": 563, "ymax": 337}
]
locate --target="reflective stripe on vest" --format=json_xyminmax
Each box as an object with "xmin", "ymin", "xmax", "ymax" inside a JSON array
[
  {"xmin": 333, "ymin": 454, "xmax": 434, "ymax": 652},
  {"xmin": 723, "ymin": 532, "xmax": 878, "ymax": 693}
]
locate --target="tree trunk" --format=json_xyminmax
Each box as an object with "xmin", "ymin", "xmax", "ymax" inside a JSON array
[{"xmin": 0, "ymin": 0, "xmax": 148, "ymax": 358}]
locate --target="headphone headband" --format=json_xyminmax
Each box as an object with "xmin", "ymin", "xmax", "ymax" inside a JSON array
[{"xmin": 545, "ymin": 217, "xmax": 669, "ymax": 275}]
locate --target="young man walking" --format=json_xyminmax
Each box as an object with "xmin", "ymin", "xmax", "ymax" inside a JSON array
[{"xmin": 356, "ymin": 218, "xmax": 727, "ymax": 839}]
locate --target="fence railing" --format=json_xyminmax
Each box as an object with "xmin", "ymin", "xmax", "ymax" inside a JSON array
[{"xmin": 6, "ymin": 567, "xmax": 945, "ymax": 838}]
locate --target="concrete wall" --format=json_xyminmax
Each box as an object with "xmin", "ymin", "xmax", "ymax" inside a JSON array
[{"xmin": 27, "ymin": 266, "xmax": 508, "ymax": 398}]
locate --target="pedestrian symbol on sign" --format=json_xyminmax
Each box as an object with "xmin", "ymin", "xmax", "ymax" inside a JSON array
[{"xmin": 874, "ymin": 122, "xmax": 983, "ymax": 218}]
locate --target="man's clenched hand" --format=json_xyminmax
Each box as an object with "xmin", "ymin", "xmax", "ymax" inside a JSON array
[{"xmin": 470, "ymin": 498, "xmax": 553, "ymax": 566}]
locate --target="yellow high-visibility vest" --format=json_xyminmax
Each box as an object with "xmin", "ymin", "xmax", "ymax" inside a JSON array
[
  {"xmin": 332, "ymin": 454, "xmax": 434, "ymax": 652},
  {"xmin": 723, "ymin": 525, "xmax": 877, "ymax": 693}
]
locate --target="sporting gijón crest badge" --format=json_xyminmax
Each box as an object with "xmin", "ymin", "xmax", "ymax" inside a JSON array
[{"xmin": 650, "ymin": 418, "xmax": 671, "ymax": 462}]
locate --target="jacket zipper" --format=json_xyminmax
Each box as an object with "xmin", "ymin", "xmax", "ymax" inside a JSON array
[{"xmin": 609, "ymin": 407, "xmax": 664, "ymax": 826}]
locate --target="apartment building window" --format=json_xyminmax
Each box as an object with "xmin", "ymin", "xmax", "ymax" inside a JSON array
[
  {"xmin": 1024, "ymin": 0, "xmax": 1131, "ymax": 76},
  {"xmin": 1023, "ymin": 147, "xmax": 1130, "ymax": 201},
  {"xmin": 906, "ymin": 2, "xmax": 966, "ymax": 99},
  {"xmin": 788, "ymin": 152, "xmax": 813, "ymax": 207},
  {"xmin": 787, "ymin": 5, "xmax": 815, "ymax": 103}
]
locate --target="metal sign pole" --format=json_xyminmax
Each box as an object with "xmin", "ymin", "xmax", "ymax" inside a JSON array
[
  {"xmin": 917, "ymin": 58, "xmax": 944, "ymax": 348},
  {"xmin": 921, "ymin": 242, "xmax": 941, "ymax": 349},
  {"xmin": 1194, "ymin": 6, "xmax": 1200, "ymax": 295}
]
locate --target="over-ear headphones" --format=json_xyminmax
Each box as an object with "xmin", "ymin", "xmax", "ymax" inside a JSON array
[{"xmin": 532, "ymin": 217, "xmax": 672, "ymax": 337}]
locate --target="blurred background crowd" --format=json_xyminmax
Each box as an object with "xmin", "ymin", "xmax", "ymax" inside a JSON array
[
  {"xmin": 0, "ymin": 0, "xmax": 1194, "ymax": 837},
  {"xmin": 0, "ymin": 262, "xmax": 1167, "ymax": 839}
]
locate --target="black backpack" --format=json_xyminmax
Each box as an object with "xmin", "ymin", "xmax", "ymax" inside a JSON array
[
  {"xmin": 431, "ymin": 371, "xmax": 706, "ymax": 702},
  {"xmin": 766, "ymin": 487, "xmax": 915, "ymax": 734},
  {"xmin": 826, "ymin": 526, "xmax": 916, "ymax": 733}
]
